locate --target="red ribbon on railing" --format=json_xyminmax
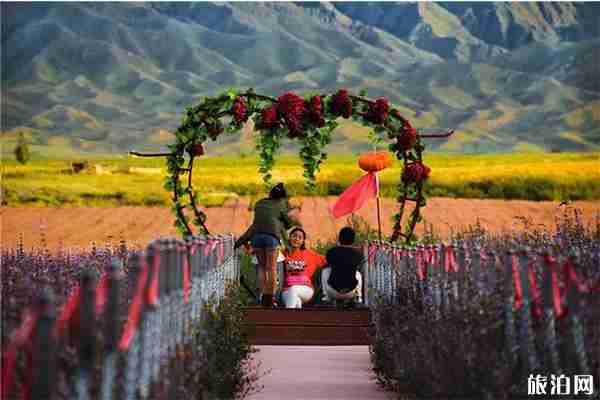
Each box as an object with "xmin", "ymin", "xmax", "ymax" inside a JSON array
[
  {"xmin": 479, "ymin": 248, "xmax": 487, "ymax": 262},
  {"xmin": 53, "ymin": 273, "xmax": 109, "ymax": 342},
  {"xmin": 94, "ymin": 273, "xmax": 109, "ymax": 316},
  {"xmin": 183, "ymin": 254, "xmax": 191, "ymax": 304},
  {"xmin": 444, "ymin": 247, "xmax": 458, "ymax": 273},
  {"xmin": 146, "ymin": 248, "xmax": 161, "ymax": 307},
  {"xmin": 1, "ymin": 308, "xmax": 39, "ymax": 400},
  {"xmin": 424, "ymin": 248, "xmax": 433, "ymax": 266},
  {"xmin": 368, "ymin": 244, "xmax": 377, "ymax": 266},
  {"xmin": 118, "ymin": 259, "xmax": 149, "ymax": 351},
  {"xmin": 415, "ymin": 248, "xmax": 425, "ymax": 281},
  {"xmin": 512, "ymin": 254, "xmax": 523, "ymax": 309},
  {"xmin": 539, "ymin": 255, "xmax": 600, "ymax": 319},
  {"xmin": 543, "ymin": 255, "xmax": 565, "ymax": 318},
  {"xmin": 562, "ymin": 257, "xmax": 598, "ymax": 294},
  {"xmin": 203, "ymin": 240, "xmax": 213, "ymax": 257},
  {"xmin": 393, "ymin": 248, "xmax": 401, "ymax": 264},
  {"xmin": 53, "ymin": 285, "xmax": 81, "ymax": 340}
]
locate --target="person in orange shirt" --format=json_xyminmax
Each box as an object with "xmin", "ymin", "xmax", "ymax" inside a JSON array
[{"xmin": 281, "ymin": 227, "xmax": 327, "ymax": 308}]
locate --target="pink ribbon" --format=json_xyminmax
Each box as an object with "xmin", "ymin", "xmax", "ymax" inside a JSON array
[{"xmin": 119, "ymin": 258, "xmax": 149, "ymax": 351}]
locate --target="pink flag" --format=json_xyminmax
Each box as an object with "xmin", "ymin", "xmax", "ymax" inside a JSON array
[{"xmin": 330, "ymin": 172, "xmax": 378, "ymax": 219}]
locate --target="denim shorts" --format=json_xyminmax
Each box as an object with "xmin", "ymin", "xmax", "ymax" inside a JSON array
[{"xmin": 250, "ymin": 233, "xmax": 279, "ymax": 248}]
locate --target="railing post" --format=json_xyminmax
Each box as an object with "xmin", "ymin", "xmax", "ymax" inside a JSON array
[
  {"xmin": 471, "ymin": 246, "xmax": 483, "ymax": 299},
  {"xmin": 165, "ymin": 239, "xmax": 177, "ymax": 359},
  {"xmin": 362, "ymin": 243, "xmax": 370, "ymax": 307},
  {"xmin": 139, "ymin": 246, "xmax": 158, "ymax": 400},
  {"xmin": 503, "ymin": 250, "xmax": 518, "ymax": 367},
  {"xmin": 100, "ymin": 258, "xmax": 124, "ymax": 400},
  {"xmin": 123, "ymin": 252, "xmax": 144, "ymax": 400},
  {"xmin": 455, "ymin": 242, "xmax": 468, "ymax": 313},
  {"xmin": 565, "ymin": 251, "xmax": 591, "ymax": 376},
  {"xmin": 158, "ymin": 239, "xmax": 169, "ymax": 378},
  {"xmin": 516, "ymin": 248, "xmax": 540, "ymax": 375},
  {"xmin": 30, "ymin": 288, "xmax": 57, "ymax": 400},
  {"xmin": 75, "ymin": 269, "xmax": 97, "ymax": 400},
  {"xmin": 540, "ymin": 250, "xmax": 561, "ymax": 375},
  {"xmin": 439, "ymin": 244, "xmax": 451, "ymax": 315}
]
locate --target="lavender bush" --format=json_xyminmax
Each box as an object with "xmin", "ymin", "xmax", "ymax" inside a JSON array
[
  {"xmin": 1, "ymin": 239, "xmax": 261, "ymax": 399},
  {"xmin": 370, "ymin": 206, "xmax": 600, "ymax": 399}
]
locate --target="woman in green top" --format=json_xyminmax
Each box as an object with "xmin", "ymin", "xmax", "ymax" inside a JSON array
[{"xmin": 235, "ymin": 183, "xmax": 297, "ymax": 307}]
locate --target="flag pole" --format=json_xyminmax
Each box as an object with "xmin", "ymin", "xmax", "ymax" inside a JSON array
[{"xmin": 375, "ymin": 172, "xmax": 382, "ymax": 241}]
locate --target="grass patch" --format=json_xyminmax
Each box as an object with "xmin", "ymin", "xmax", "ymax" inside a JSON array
[{"xmin": 2, "ymin": 153, "xmax": 599, "ymax": 206}]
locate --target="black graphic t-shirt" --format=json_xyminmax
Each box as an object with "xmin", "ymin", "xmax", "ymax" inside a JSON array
[{"xmin": 325, "ymin": 246, "xmax": 363, "ymax": 292}]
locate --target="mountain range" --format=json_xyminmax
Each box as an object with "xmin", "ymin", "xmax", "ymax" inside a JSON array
[{"xmin": 2, "ymin": 2, "xmax": 600, "ymax": 156}]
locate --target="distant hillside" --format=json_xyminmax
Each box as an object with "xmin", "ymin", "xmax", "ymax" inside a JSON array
[{"xmin": 1, "ymin": 2, "xmax": 599, "ymax": 156}]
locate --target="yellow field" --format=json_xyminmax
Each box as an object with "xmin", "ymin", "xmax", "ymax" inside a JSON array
[{"xmin": 2, "ymin": 153, "xmax": 599, "ymax": 206}]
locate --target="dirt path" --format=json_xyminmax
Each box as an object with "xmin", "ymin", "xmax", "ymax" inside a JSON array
[{"xmin": 2, "ymin": 197, "xmax": 598, "ymax": 252}]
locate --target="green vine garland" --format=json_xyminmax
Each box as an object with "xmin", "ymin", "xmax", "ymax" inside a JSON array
[{"xmin": 131, "ymin": 88, "xmax": 453, "ymax": 243}]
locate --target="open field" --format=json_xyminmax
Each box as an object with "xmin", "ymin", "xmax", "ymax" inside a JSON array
[
  {"xmin": 2, "ymin": 153, "xmax": 600, "ymax": 207},
  {"xmin": 2, "ymin": 198, "xmax": 598, "ymax": 253}
]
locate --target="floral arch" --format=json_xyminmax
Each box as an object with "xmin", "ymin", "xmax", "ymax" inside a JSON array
[{"xmin": 131, "ymin": 88, "xmax": 453, "ymax": 243}]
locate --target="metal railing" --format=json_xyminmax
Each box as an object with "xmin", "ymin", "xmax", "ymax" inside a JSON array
[
  {"xmin": 2, "ymin": 234, "xmax": 239, "ymax": 400},
  {"xmin": 364, "ymin": 240, "xmax": 599, "ymax": 383}
]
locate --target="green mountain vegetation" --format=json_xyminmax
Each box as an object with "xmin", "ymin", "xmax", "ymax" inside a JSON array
[{"xmin": 2, "ymin": 2, "xmax": 599, "ymax": 157}]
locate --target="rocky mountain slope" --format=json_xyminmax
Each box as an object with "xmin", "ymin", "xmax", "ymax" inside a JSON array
[{"xmin": 2, "ymin": 2, "xmax": 599, "ymax": 155}]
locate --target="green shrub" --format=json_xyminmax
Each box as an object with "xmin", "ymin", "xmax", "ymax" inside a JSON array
[
  {"xmin": 182, "ymin": 285, "xmax": 263, "ymax": 399},
  {"xmin": 15, "ymin": 133, "xmax": 30, "ymax": 165}
]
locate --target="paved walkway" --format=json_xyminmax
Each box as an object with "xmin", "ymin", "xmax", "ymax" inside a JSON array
[{"xmin": 247, "ymin": 346, "xmax": 391, "ymax": 400}]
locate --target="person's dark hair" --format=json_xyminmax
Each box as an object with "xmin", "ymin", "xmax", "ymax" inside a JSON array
[
  {"xmin": 338, "ymin": 227, "xmax": 356, "ymax": 245},
  {"xmin": 269, "ymin": 182, "xmax": 287, "ymax": 199},
  {"xmin": 289, "ymin": 227, "xmax": 307, "ymax": 250}
]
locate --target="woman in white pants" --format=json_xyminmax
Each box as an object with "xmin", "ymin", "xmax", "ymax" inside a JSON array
[{"xmin": 281, "ymin": 228, "xmax": 327, "ymax": 308}]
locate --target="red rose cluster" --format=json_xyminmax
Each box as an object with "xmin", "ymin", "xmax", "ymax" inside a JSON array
[
  {"xmin": 257, "ymin": 92, "xmax": 326, "ymax": 137},
  {"xmin": 307, "ymin": 95, "xmax": 325, "ymax": 128},
  {"xmin": 190, "ymin": 143, "xmax": 204, "ymax": 156},
  {"xmin": 277, "ymin": 92, "xmax": 306, "ymax": 138},
  {"xmin": 396, "ymin": 121, "xmax": 417, "ymax": 151},
  {"xmin": 402, "ymin": 161, "xmax": 431, "ymax": 184},
  {"xmin": 366, "ymin": 98, "xmax": 389, "ymax": 124},
  {"xmin": 259, "ymin": 105, "xmax": 278, "ymax": 130},
  {"xmin": 232, "ymin": 97, "xmax": 248, "ymax": 126},
  {"xmin": 329, "ymin": 89, "xmax": 353, "ymax": 118}
]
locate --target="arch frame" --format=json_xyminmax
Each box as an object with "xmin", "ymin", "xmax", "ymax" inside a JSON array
[{"xmin": 132, "ymin": 88, "xmax": 453, "ymax": 243}]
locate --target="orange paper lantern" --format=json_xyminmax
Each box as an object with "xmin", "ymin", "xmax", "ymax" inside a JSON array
[{"xmin": 358, "ymin": 151, "xmax": 393, "ymax": 172}]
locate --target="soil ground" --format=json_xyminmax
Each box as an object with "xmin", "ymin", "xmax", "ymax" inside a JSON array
[{"xmin": 2, "ymin": 197, "xmax": 598, "ymax": 252}]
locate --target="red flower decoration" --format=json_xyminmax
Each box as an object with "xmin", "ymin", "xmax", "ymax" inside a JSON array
[
  {"xmin": 258, "ymin": 105, "xmax": 279, "ymax": 130},
  {"xmin": 307, "ymin": 96, "xmax": 325, "ymax": 128},
  {"xmin": 402, "ymin": 161, "xmax": 431, "ymax": 184},
  {"xmin": 232, "ymin": 97, "xmax": 248, "ymax": 126},
  {"xmin": 396, "ymin": 121, "xmax": 417, "ymax": 151},
  {"xmin": 277, "ymin": 92, "xmax": 306, "ymax": 137},
  {"xmin": 330, "ymin": 89, "xmax": 353, "ymax": 118},
  {"xmin": 207, "ymin": 121, "xmax": 224, "ymax": 140},
  {"xmin": 366, "ymin": 98, "xmax": 389, "ymax": 124},
  {"xmin": 190, "ymin": 143, "xmax": 204, "ymax": 156}
]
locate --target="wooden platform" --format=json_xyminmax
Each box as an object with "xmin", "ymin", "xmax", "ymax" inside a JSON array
[{"xmin": 244, "ymin": 307, "xmax": 371, "ymax": 346}]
